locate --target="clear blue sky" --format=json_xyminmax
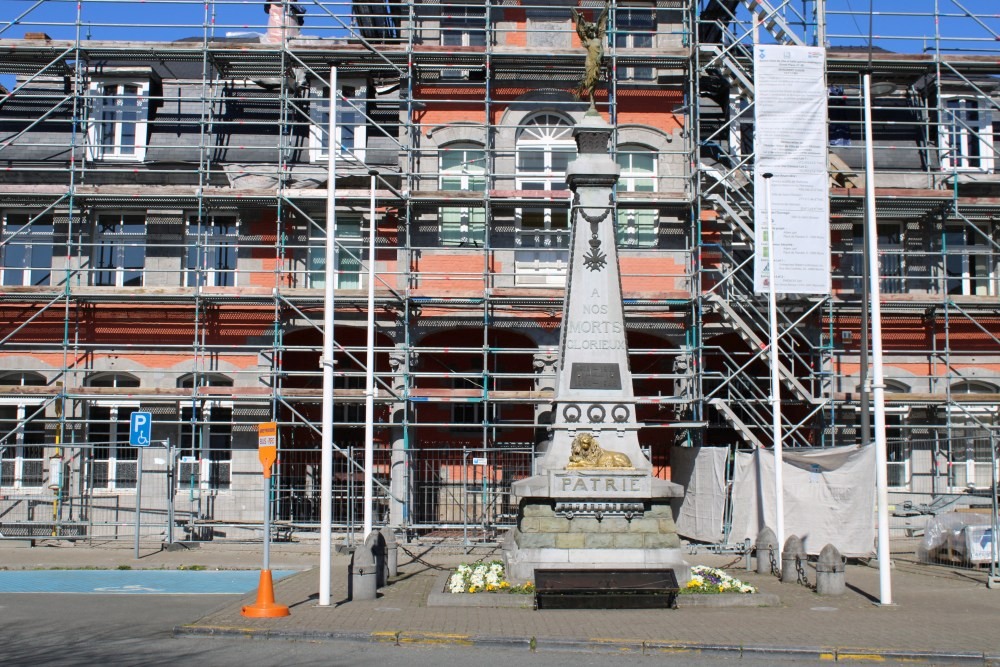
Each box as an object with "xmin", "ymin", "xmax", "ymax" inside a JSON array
[
  {"xmin": 1, "ymin": 0, "xmax": 997, "ymax": 91},
  {"xmin": 3, "ymin": 0, "xmax": 998, "ymax": 53}
]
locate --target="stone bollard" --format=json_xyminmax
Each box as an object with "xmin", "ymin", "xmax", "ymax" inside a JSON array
[
  {"xmin": 383, "ymin": 528, "xmax": 399, "ymax": 579},
  {"xmin": 366, "ymin": 530, "xmax": 387, "ymax": 588},
  {"xmin": 350, "ymin": 540, "xmax": 378, "ymax": 601},
  {"xmin": 756, "ymin": 526, "xmax": 779, "ymax": 575},
  {"xmin": 816, "ymin": 543, "xmax": 846, "ymax": 595},
  {"xmin": 781, "ymin": 535, "xmax": 806, "ymax": 584}
]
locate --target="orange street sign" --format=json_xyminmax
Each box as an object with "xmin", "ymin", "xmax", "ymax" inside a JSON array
[{"xmin": 258, "ymin": 422, "xmax": 278, "ymax": 478}]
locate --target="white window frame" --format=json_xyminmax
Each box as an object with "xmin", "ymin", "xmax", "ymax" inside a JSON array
[
  {"xmin": 0, "ymin": 399, "xmax": 46, "ymax": 490},
  {"xmin": 87, "ymin": 79, "xmax": 150, "ymax": 162},
  {"xmin": 179, "ymin": 400, "xmax": 233, "ymax": 492},
  {"xmin": 1, "ymin": 211, "xmax": 54, "ymax": 287},
  {"xmin": 185, "ymin": 214, "xmax": 239, "ymax": 287},
  {"xmin": 616, "ymin": 144, "xmax": 658, "ymax": 248},
  {"xmin": 93, "ymin": 213, "xmax": 146, "ymax": 288},
  {"xmin": 309, "ymin": 82, "xmax": 367, "ymax": 164},
  {"xmin": 441, "ymin": 4, "xmax": 487, "ymax": 79},
  {"xmin": 945, "ymin": 222, "xmax": 997, "ymax": 297},
  {"xmin": 514, "ymin": 113, "xmax": 574, "ymax": 286},
  {"xmin": 943, "ymin": 410, "xmax": 997, "ymax": 492},
  {"xmin": 439, "ymin": 143, "xmax": 487, "ymax": 246},
  {"xmin": 940, "ymin": 96, "xmax": 995, "ymax": 173},
  {"xmin": 87, "ymin": 401, "xmax": 141, "ymax": 492},
  {"xmin": 614, "ymin": 2, "xmax": 656, "ymax": 81},
  {"xmin": 883, "ymin": 407, "xmax": 910, "ymax": 491},
  {"xmin": 852, "ymin": 222, "xmax": 904, "ymax": 293},
  {"xmin": 308, "ymin": 216, "xmax": 365, "ymax": 289}
]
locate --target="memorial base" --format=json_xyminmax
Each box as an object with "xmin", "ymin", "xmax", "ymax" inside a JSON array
[{"xmin": 501, "ymin": 499, "xmax": 689, "ymax": 584}]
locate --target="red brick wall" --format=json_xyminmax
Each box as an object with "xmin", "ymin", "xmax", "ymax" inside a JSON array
[
  {"xmin": 412, "ymin": 253, "xmax": 497, "ymax": 294},
  {"xmin": 621, "ymin": 256, "xmax": 689, "ymax": 297}
]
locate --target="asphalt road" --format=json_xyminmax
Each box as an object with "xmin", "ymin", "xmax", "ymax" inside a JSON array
[{"xmin": 0, "ymin": 593, "xmax": 970, "ymax": 666}]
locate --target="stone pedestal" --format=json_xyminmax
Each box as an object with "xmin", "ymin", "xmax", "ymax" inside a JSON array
[{"xmin": 502, "ymin": 112, "xmax": 688, "ymax": 584}]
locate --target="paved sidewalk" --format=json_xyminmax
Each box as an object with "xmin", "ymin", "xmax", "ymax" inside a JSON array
[{"xmin": 6, "ymin": 539, "xmax": 1000, "ymax": 663}]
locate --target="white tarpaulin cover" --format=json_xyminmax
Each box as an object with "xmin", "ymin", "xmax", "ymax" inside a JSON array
[
  {"xmin": 753, "ymin": 44, "xmax": 831, "ymax": 295},
  {"xmin": 670, "ymin": 446, "xmax": 728, "ymax": 543},
  {"xmin": 729, "ymin": 445, "xmax": 876, "ymax": 556}
]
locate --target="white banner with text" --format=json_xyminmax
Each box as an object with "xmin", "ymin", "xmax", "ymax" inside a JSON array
[{"xmin": 753, "ymin": 44, "xmax": 831, "ymax": 295}]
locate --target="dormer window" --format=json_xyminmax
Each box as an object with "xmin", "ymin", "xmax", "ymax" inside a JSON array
[
  {"xmin": 87, "ymin": 79, "xmax": 151, "ymax": 161},
  {"xmin": 941, "ymin": 97, "xmax": 995, "ymax": 172},
  {"xmin": 309, "ymin": 83, "xmax": 367, "ymax": 163}
]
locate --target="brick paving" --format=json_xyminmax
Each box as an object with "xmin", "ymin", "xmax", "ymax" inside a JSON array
[{"xmin": 5, "ymin": 539, "xmax": 1000, "ymax": 662}]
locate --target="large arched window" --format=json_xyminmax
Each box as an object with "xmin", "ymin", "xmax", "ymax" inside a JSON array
[
  {"xmin": 439, "ymin": 143, "xmax": 486, "ymax": 246},
  {"xmin": 515, "ymin": 113, "xmax": 575, "ymax": 285},
  {"xmin": 515, "ymin": 113, "xmax": 575, "ymax": 247},
  {"xmin": 616, "ymin": 144, "xmax": 658, "ymax": 248},
  {"xmin": 0, "ymin": 372, "xmax": 47, "ymax": 489}
]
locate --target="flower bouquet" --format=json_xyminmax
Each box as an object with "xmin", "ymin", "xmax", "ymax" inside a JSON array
[
  {"xmin": 447, "ymin": 560, "xmax": 534, "ymax": 594},
  {"xmin": 681, "ymin": 565, "xmax": 757, "ymax": 594}
]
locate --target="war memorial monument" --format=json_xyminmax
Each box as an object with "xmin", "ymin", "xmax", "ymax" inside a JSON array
[{"xmin": 502, "ymin": 5, "xmax": 689, "ymax": 587}]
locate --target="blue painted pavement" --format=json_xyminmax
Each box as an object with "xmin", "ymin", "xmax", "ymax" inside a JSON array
[{"xmin": 0, "ymin": 569, "xmax": 296, "ymax": 594}]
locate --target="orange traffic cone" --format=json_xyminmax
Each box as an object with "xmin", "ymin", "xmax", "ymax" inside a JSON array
[{"xmin": 241, "ymin": 569, "xmax": 290, "ymax": 618}]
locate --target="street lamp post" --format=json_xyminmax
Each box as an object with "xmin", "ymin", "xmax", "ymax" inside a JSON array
[{"xmin": 762, "ymin": 171, "xmax": 785, "ymax": 565}]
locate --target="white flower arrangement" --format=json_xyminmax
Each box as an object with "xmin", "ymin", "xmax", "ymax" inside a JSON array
[
  {"xmin": 682, "ymin": 565, "xmax": 757, "ymax": 595},
  {"xmin": 447, "ymin": 559, "xmax": 532, "ymax": 594}
]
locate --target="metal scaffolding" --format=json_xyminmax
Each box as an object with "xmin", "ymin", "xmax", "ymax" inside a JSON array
[{"xmin": 0, "ymin": 0, "xmax": 998, "ymax": 546}]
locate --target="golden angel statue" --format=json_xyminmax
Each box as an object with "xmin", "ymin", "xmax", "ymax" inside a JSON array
[{"xmin": 571, "ymin": 1, "xmax": 610, "ymax": 109}]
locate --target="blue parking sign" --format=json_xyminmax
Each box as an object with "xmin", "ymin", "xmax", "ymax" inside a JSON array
[{"xmin": 130, "ymin": 411, "xmax": 152, "ymax": 447}]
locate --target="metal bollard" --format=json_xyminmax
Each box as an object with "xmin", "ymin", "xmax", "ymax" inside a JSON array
[
  {"xmin": 781, "ymin": 535, "xmax": 805, "ymax": 584},
  {"xmin": 383, "ymin": 528, "xmax": 399, "ymax": 579},
  {"xmin": 756, "ymin": 526, "xmax": 779, "ymax": 575},
  {"xmin": 815, "ymin": 543, "xmax": 846, "ymax": 595},
  {"xmin": 350, "ymin": 541, "xmax": 378, "ymax": 601}
]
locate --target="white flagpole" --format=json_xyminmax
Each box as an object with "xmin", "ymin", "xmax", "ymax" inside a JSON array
[
  {"xmin": 363, "ymin": 170, "xmax": 377, "ymax": 539},
  {"xmin": 319, "ymin": 66, "xmax": 338, "ymax": 607},
  {"xmin": 863, "ymin": 71, "xmax": 892, "ymax": 605}
]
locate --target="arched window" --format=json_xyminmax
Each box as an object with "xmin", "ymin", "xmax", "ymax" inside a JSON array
[
  {"xmin": 515, "ymin": 113, "xmax": 575, "ymax": 285},
  {"xmin": 87, "ymin": 373, "xmax": 140, "ymax": 388},
  {"xmin": 0, "ymin": 372, "xmax": 47, "ymax": 489},
  {"xmin": 616, "ymin": 144, "xmax": 658, "ymax": 248},
  {"xmin": 0, "ymin": 372, "xmax": 46, "ymax": 387},
  {"xmin": 439, "ymin": 143, "xmax": 486, "ymax": 246},
  {"xmin": 952, "ymin": 380, "xmax": 999, "ymax": 394},
  {"xmin": 516, "ymin": 113, "xmax": 575, "ymax": 247},
  {"xmin": 178, "ymin": 373, "xmax": 234, "ymax": 389}
]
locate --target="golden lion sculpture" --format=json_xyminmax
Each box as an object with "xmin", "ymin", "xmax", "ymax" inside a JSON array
[{"xmin": 567, "ymin": 433, "xmax": 633, "ymax": 469}]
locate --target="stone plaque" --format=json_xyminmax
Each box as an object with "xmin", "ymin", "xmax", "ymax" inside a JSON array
[
  {"xmin": 550, "ymin": 470, "xmax": 651, "ymax": 499},
  {"xmin": 570, "ymin": 363, "xmax": 622, "ymax": 390}
]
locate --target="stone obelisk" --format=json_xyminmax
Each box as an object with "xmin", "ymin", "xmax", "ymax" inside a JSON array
[{"xmin": 502, "ymin": 111, "xmax": 687, "ymax": 582}]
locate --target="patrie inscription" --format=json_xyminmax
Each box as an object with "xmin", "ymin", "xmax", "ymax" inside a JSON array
[{"xmin": 549, "ymin": 471, "xmax": 651, "ymax": 498}]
